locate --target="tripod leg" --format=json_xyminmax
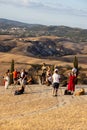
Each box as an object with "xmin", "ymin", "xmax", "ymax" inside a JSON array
[{"xmin": 26, "ymin": 85, "xmax": 32, "ymax": 92}]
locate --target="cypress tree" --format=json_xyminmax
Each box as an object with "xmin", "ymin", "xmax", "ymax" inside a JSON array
[
  {"xmin": 10, "ymin": 59, "xmax": 14, "ymax": 84},
  {"xmin": 73, "ymin": 56, "xmax": 78, "ymax": 69}
]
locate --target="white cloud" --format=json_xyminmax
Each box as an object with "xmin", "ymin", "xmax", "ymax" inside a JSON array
[
  {"xmin": 22, "ymin": 0, "xmax": 29, "ymax": 5},
  {"xmin": 0, "ymin": 0, "xmax": 87, "ymax": 28},
  {"xmin": 0, "ymin": 0, "xmax": 87, "ymax": 18}
]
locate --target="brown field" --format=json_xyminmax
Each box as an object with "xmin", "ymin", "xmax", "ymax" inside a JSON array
[
  {"xmin": 0, "ymin": 34, "xmax": 87, "ymax": 72},
  {"xmin": 0, "ymin": 84, "xmax": 87, "ymax": 130},
  {"xmin": 0, "ymin": 52, "xmax": 87, "ymax": 71},
  {"xmin": 0, "ymin": 51, "xmax": 87, "ymax": 85}
]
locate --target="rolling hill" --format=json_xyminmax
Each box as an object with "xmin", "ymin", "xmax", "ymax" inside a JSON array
[{"xmin": 0, "ymin": 18, "xmax": 87, "ymax": 72}]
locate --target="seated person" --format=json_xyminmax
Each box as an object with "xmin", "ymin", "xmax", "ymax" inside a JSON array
[
  {"xmin": 46, "ymin": 73, "xmax": 52, "ymax": 86},
  {"xmin": 14, "ymin": 86, "xmax": 25, "ymax": 95}
]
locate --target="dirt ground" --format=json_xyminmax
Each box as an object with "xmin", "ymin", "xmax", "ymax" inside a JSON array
[{"xmin": 0, "ymin": 84, "xmax": 87, "ymax": 130}]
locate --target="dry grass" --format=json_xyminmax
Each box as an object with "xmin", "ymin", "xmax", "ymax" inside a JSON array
[
  {"xmin": 0, "ymin": 52, "xmax": 87, "ymax": 85},
  {"xmin": 0, "ymin": 52, "xmax": 87, "ymax": 72},
  {"xmin": 0, "ymin": 34, "xmax": 87, "ymax": 71},
  {"xmin": 0, "ymin": 84, "xmax": 87, "ymax": 130},
  {"xmin": 0, "ymin": 52, "xmax": 72, "ymax": 77},
  {"xmin": 0, "ymin": 35, "xmax": 13, "ymax": 40}
]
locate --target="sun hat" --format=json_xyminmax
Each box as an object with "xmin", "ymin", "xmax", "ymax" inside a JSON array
[
  {"xmin": 72, "ymin": 67, "xmax": 77, "ymax": 73},
  {"xmin": 54, "ymin": 69, "xmax": 58, "ymax": 72}
]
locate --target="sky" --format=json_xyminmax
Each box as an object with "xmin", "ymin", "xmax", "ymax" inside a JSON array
[{"xmin": 0, "ymin": 0, "xmax": 87, "ymax": 29}]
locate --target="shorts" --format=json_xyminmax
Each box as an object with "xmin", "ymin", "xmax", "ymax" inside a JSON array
[
  {"xmin": 52, "ymin": 83, "xmax": 59, "ymax": 89},
  {"xmin": 14, "ymin": 78, "xmax": 17, "ymax": 81},
  {"xmin": 21, "ymin": 79, "xmax": 27, "ymax": 85}
]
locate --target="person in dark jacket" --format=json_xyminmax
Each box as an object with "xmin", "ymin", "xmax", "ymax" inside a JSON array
[{"xmin": 14, "ymin": 86, "xmax": 25, "ymax": 95}]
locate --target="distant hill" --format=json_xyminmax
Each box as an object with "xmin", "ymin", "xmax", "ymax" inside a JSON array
[
  {"xmin": 0, "ymin": 35, "xmax": 87, "ymax": 58},
  {"xmin": 0, "ymin": 18, "xmax": 43, "ymax": 28},
  {"xmin": 0, "ymin": 18, "xmax": 87, "ymax": 43},
  {"xmin": 0, "ymin": 18, "xmax": 87, "ymax": 58},
  {"xmin": 0, "ymin": 18, "xmax": 61, "ymax": 30}
]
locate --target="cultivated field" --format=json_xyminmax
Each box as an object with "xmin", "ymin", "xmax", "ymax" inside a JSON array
[{"xmin": 0, "ymin": 84, "xmax": 87, "ymax": 130}]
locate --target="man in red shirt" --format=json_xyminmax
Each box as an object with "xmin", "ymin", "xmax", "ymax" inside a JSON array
[{"xmin": 13, "ymin": 69, "xmax": 18, "ymax": 85}]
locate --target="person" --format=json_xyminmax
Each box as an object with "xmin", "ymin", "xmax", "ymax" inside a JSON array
[
  {"xmin": 4, "ymin": 72, "xmax": 10, "ymax": 89},
  {"xmin": 6, "ymin": 69, "xmax": 10, "ymax": 76},
  {"xmin": 20, "ymin": 69, "xmax": 28, "ymax": 86},
  {"xmin": 14, "ymin": 85, "xmax": 25, "ymax": 95},
  {"xmin": 41, "ymin": 63, "xmax": 47, "ymax": 84},
  {"xmin": 72, "ymin": 67, "xmax": 78, "ymax": 84},
  {"xmin": 72, "ymin": 67, "xmax": 77, "ymax": 74},
  {"xmin": 52, "ymin": 69, "xmax": 60, "ymax": 96},
  {"xmin": 67, "ymin": 71, "xmax": 76, "ymax": 94},
  {"xmin": 13, "ymin": 69, "xmax": 18, "ymax": 85},
  {"xmin": 41, "ymin": 63, "xmax": 47, "ymax": 72},
  {"xmin": 46, "ymin": 73, "xmax": 52, "ymax": 86},
  {"xmin": 46, "ymin": 66, "xmax": 51, "ymax": 77}
]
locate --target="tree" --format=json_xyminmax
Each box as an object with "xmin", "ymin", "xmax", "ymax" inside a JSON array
[
  {"xmin": 10, "ymin": 59, "xmax": 14, "ymax": 84},
  {"xmin": 73, "ymin": 56, "xmax": 78, "ymax": 69}
]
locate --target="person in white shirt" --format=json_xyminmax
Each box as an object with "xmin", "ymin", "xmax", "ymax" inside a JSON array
[
  {"xmin": 4, "ymin": 72, "xmax": 10, "ymax": 89},
  {"xmin": 20, "ymin": 69, "xmax": 28, "ymax": 86},
  {"xmin": 52, "ymin": 69, "xmax": 60, "ymax": 96}
]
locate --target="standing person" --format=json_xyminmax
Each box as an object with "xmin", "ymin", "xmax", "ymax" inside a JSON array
[
  {"xmin": 13, "ymin": 69, "xmax": 18, "ymax": 85},
  {"xmin": 46, "ymin": 66, "xmax": 52, "ymax": 78},
  {"xmin": 41, "ymin": 63, "xmax": 47, "ymax": 84},
  {"xmin": 42, "ymin": 63, "xmax": 47, "ymax": 72},
  {"xmin": 52, "ymin": 69, "xmax": 60, "ymax": 96},
  {"xmin": 4, "ymin": 72, "xmax": 10, "ymax": 89},
  {"xmin": 20, "ymin": 69, "xmax": 28, "ymax": 87},
  {"xmin": 72, "ymin": 67, "xmax": 77, "ymax": 74},
  {"xmin": 3, "ymin": 69, "xmax": 10, "ymax": 86},
  {"xmin": 46, "ymin": 66, "xmax": 52, "ymax": 86},
  {"xmin": 72, "ymin": 67, "xmax": 78, "ymax": 84},
  {"xmin": 67, "ymin": 71, "xmax": 76, "ymax": 94},
  {"xmin": 7, "ymin": 69, "xmax": 10, "ymax": 76}
]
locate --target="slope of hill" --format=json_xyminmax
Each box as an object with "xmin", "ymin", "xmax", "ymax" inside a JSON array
[
  {"xmin": 0, "ymin": 18, "xmax": 87, "ymax": 43},
  {"xmin": 0, "ymin": 18, "xmax": 87, "ymax": 66},
  {"xmin": 0, "ymin": 35, "xmax": 87, "ymax": 58}
]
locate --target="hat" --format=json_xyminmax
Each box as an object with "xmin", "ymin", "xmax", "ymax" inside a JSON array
[
  {"xmin": 54, "ymin": 69, "xmax": 58, "ymax": 72},
  {"xmin": 72, "ymin": 68, "xmax": 77, "ymax": 73}
]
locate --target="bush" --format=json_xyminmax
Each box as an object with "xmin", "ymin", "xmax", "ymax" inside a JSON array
[{"xmin": 78, "ymin": 73, "xmax": 87, "ymax": 84}]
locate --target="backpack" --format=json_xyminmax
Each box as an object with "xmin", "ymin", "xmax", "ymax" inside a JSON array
[{"xmin": 64, "ymin": 89, "xmax": 73, "ymax": 95}]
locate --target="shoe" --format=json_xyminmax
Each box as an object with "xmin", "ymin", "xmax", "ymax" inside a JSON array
[{"xmin": 55, "ymin": 94, "xmax": 57, "ymax": 97}]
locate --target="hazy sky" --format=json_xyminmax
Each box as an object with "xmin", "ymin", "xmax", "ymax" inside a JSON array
[{"xmin": 0, "ymin": 0, "xmax": 87, "ymax": 29}]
